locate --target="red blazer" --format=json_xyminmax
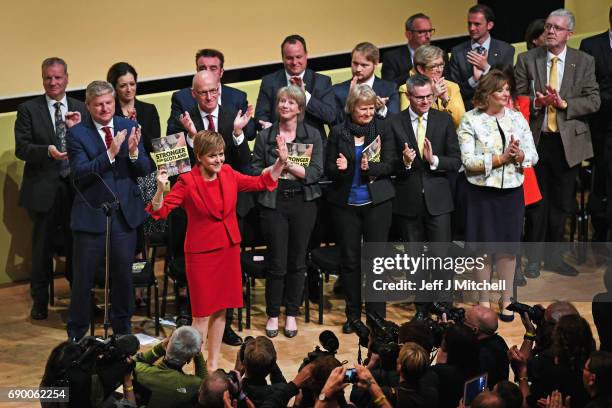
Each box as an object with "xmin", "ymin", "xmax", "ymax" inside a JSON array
[{"xmin": 147, "ymin": 164, "xmax": 277, "ymax": 253}]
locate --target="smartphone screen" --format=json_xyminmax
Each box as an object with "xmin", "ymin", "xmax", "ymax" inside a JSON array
[{"xmin": 463, "ymin": 373, "xmax": 488, "ymax": 407}]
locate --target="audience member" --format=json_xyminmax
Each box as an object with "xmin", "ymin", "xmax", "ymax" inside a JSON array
[
  {"xmin": 390, "ymin": 74, "xmax": 461, "ymax": 320},
  {"xmin": 464, "ymin": 305, "xmax": 510, "ymax": 388},
  {"xmin": 251, "ymin": 86, "xmax": 323, "ymax": 339},
  {"xmin": 470, "ymin": 391, "xmax": 504, "ymax": 408},
  {"xmin": 15, "ymin": 57, "xmax": 87, "ymax": 320},
  {"xmin": 167, "ymin": 49, "xmax": 248, "ymax": 136},
  {"xmin": 255, "ymin": 34, "xmax": 336, "ymax": 143},
  {"xmin": 515, "ymin": 8, "xmax": 601, "ymax": 278},
  {"xmin": 399, "ymin": 45, "xmax": 466, "ymax": 128},
  {"xmin": 525, "ymin": 19, "xmax": 547, "ymax": 50},
  {"xmin": 197, "ymin": 370, "xmax": 231, "ymax": 408},
  {"xmin": 457, "ymin": 69, "xmax": 538, "ymax": 320},
  {"xmin": 325, "ymin": 84, "xmax": 395, "ymax": 333},
  {"xmin": 493, "ymin": 380, "xmax": 522, "ymax": 408},
  {"xmin": 592, "ymin": 268, "xmax": 612, "ymax": 353},
  {"xmin": 382, "ymin": 13, "xmax": 450, "ymax": 87},
  {"xmin": 580, "ymin": 8, "xmax": 612, "ymax": 242},
  {"xmin": 583, "ymin": 350, "xmax": 612, "ymax": 408},
  {"xmin": 133, "ymin": 327, "xmax": 205, "ymax": 407},
  {"xmin": 449, "ymin": 4, "xmax": 515, "ymax": 110},
  {"xmin": 333, "ymin": 42, "xmax": 399, "ymax": 124},
  {"xmin": 65, "ymin": 80, "xmax": 150, "ymax": 340}
]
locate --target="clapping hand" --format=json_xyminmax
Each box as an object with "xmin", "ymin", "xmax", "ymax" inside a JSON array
[
  {"xmin": 109, "ymin": 129, "xmax": 127, "ymax": 158},
  {"xmin": 179, "ymin": 111, "xmax": 197, "ymax": 137},
  {"xmin": 276, "ymin": 135, "xmax": 288, "ymax": 163},
  {"xmin": 402, "ymin": 142, "xmax": 416, "ymax": 167},
  {"xmin": 127, "ymin": 108, "xmax": 137, "ymax": 121},
  {"xmin": 289, "ymin": 76, "xmax": 305, "ymax": 91},
  {"xmin": 65, "ymin": 111, "xmax": 81, "ymax": 128},
  {"xmin": 361, "ymin": 153, "xmax": 369, "ymax": 171},
  {"xmin": 127, "ymin": 127, "xmax": 140, "ymax": 155},
  {"xmin": 423, "ymin": 138, "xmax": 434, "ymax": 165},
  {"xmin": 48, "ymin": 145, "xmax": 68, "ymax": 160},
  {"xmin": 541, "ymin": 390, "xmax": 570, "ymax": 408},
  {"xmin": 349, "ymin": 76, "xmax": 359, "ymax": 93},
  {"xmin": 467, "ymin": 49, "xmax": 489, "ymax": 71},
  {"xmin": 234, "ymin": 105, "xmax": 254, "ymax": 134},
  {"xmin": 336, "ymin": 153, "xmax": 348, "ymax": 170},
  {"xmin": 258, "ymin": 120, "xmax": 273, "ymax": 129},
  {"xmin": 433, "ymin": 77, "xmax": 449, "ymax": 101},
  {"xmin": 375, "ymin": 96, "xmax": 389, "ymax": 110}
]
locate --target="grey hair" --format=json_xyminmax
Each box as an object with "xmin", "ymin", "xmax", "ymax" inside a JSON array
[
  {"xmin": 413, "ymin": 45, "xmax": 444, "ymax": 69},
  {"xmin": 549, "ymin": 8, "xmax": 575, "ymax": 31},
  {"xmin": 41, "ymin": 57, "xmax": 67, "ymax": 74},
  {"xmin": 405, "ymin": 13, "xmax": 430, "ymax": 31},
  {"xmin": 406, "ymin": 74, "xmax": 432, "ymax": 94},
  {"xmin": 344, "ymin": 83, "xmax": 377, "ymax": 114},
  {"xmin": 85, "ymin": 81, "xmax": 115, "ymax": 102},
  {"xmin": 166, "ymin": 326, "xmax": 203, "ymax": 366}
]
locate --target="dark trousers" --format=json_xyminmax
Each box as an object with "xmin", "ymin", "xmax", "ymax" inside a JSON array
[
  {"xmin": 526, "ymin": 133, "xmax": 579, "ymax": 265},
  {"xmin": 260, "ymin": 194, "xmax": 317, "ymax": 317},
  {"xmin": 28, "ymin": 177, "xmax": 73, "ymax": 308},
  {"xmin": 396, "ymin": 207, "xmax": 453, "ymax": 310},
  {"xmin": 67, "ymin": 212, "xmax": 137, "ymax": 339},
  {"xmin": 333, "ymin": 200, "xmax": 392, "ymax": 321}
]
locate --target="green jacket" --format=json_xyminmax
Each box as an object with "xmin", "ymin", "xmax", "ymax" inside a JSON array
[{"xmin": 134, "ymin": 342, "xmax": 207, "ymax": 408}]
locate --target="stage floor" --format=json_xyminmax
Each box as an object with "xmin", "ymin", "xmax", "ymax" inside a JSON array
[{"xmin": 0, "ymin": 265, "xmax": 602, "ymax": 408}]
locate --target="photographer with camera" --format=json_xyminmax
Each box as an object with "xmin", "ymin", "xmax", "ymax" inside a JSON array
[
  {"xmin": 432, "ymin": 324, "xmax": 481, "ymax": 408},
  {"xmin": 313, "ymin": 365, "xmax": 391, "ymax": 408},
  {"xmin": 464, "ymin": 305, "xmax": 509, "ymax": 388},
  {"xmin": 133, "ymin": 326, "xmax": 206, "ymax": 407},
  {"xmin": 239, "ymin": 336, "xmax": 287, "ymax": 407},
  {"xmin": 41, "ymin": 336, "xmax": 140, "ymax": 408}
]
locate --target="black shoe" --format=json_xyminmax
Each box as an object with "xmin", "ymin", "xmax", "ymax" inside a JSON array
[
  {"xmin": 548, "ymin": 261, "xmax": 579, "ymax": 277},
  {"xmin": 222, "ymin": 326, "xmax": 243, "ymax": 346},
  {"xmin": 30, "ymin": 305, "xmax": 48, "ymax": 320},
  {"xmin": 344, "ymin": 319, "xmax": 367, "ymax": 335},
  {"xmin": 176, "ymin": 315, "xmax": 192, "ymax": 328},
  {"xmin": 524, "ymin": 262, "xmax": 541, "ymax": 279},
  {"xmin": 342, "ymin": 320, "xmax": 354, "ymax": 334},
  {"xmin": 412, "ymin": 311, "xmax": 428, "ymax": 322},
  {"xmin": 284, "ymin": 328, "xmax": 298, "ymax": 338},
  {"xmin": 514, "ymin": 264, "xmax": 527, "ymax": 287}
]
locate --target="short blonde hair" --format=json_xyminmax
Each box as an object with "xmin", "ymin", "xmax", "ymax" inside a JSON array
[
  {"xmin": 472, "ymin": 69, "xmax": 508, "ymax": 110},
  {"xmin": 193, "ymin": 130, "xmax": 225, "ymax": 161},
  {"xmin": 345, "ymin": 83, "xmax": 377, "ymax": 114},
  {"xmin": 276, "ymin": 85, "xmax": 306, "ymax": 121},
  {"xmin": 397, "ymin": 342, "xmax": 429, "ymax": 381},
  {"xmin": 413, "ymin": 45, "xmax": 444, "ymax": 71}
]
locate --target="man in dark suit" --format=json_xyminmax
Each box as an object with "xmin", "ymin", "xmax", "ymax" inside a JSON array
[
  {"xmin": 580, "ymin": 8, "xmax": 612, "ymax": 241},
  {"xmin": 382, "ymin": 12, "xmax": 450, "ymax": 88},
  {"xmin": 332, "ymin": 42, "xmax": 399, "ymax": 124},
  {"xmin": 515, "ymin": 8, "xmax": 601, "ymax": 277},
  {"xmin": 66, "ymin": 80, "xmax": 150, "ymax": 339},
  {"xmin": 14, "ymin": 57, "xmax": 88, "ymax": 320},
  {"xmin": 175, "ymin": 69, "xmax": 253, "ymax": 346},
  {"xmin": 449, "ymin": 4, "xmax": 515, "ymax": 110},
  {"xmin": 167, "ymin": 49, "xmax": 248, "ymax": 136},
  {"xmin": 388, "ymin": 74, "xmax": 461, "ymax": 319},
  {"xmin": 255, "ymin": 34, "xmax": 336, "ymax": 142}
]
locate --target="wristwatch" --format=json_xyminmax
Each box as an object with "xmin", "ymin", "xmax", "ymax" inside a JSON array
[{"xmin": 318, "ymin": 391, "xmax": 331, "ymax": 402}]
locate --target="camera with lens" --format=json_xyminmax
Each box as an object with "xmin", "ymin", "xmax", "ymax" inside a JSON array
[
  {"xmin": 506, "ymin": 299, "xmax": 545, "ymax": 325},
  {"xmin": 301, "ymin": 330, "xmax": 340, "ymax": 368},
  {"xmin": 425, "ymin": 303, "xmax": 465, "ymax": 348},
  {"xmin": 350, "ymin": 312, "xmax": 400, "ymax": 371}
]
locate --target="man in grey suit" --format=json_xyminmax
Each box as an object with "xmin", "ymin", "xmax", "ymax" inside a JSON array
[
  {"xmin": 14, "ymin": 57, "xmax": 88, "ymax": 320},
  {"xmin": 449, "ymin": 4, "xmax": 515, "ymax": 110},
  {"xmin": 515, "ymin": 9, "xmax": 600, "ymax": 277}
]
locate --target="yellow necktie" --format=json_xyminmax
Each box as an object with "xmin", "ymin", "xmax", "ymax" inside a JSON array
[
  {"xmin": 417, "ymin": 115, "xmax": 426, "ymax": 158},
  {"xmin": 547, "ymin": 56, "xmax": 559, "ymax": 132}
]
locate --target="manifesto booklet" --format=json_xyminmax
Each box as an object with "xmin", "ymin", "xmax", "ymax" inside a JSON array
[
  {"xmin": 151, "ymin": 132, "xmax": 191, "ymax": 176},
  {"xmin": 362, "ymin": 135, "xmax": 381, "ymax": 163},
  {"xmin": 282, "ymin": 142, "xmax": 313, "ymax": 180}
]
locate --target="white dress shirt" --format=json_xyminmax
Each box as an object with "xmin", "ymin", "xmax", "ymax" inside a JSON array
[{"xmin": 185, "ymin": 104, "xmax": 245, "ymax": 147}]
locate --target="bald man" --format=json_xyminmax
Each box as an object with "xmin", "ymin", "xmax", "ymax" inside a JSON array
[{"xmin": 465, "ymin": 306, "xmax": 509, "ymax": 388}]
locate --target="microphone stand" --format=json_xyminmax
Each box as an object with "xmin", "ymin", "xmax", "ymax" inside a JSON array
[{"xmin": 101, "ymin": 202, "xmax": 114, "ymax": 339}]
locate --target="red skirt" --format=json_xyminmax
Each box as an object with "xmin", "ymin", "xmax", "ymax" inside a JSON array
[{"xmin": 184, "ymin": 244, "xmax": 242, "ymax": 317}]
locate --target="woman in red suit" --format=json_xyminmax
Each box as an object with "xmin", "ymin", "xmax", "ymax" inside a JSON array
[{"xmin": 147, "ymin": 130, "xmax": 287, "ymax": 371}]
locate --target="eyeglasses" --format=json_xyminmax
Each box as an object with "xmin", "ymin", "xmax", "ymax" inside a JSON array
[
  {"xmin": 196, "ymin": 88, "xmax": 219, "ymax": 97},
  {"xmin": 409, "ymin": 94, "xmax": 434, "ymax": 102},
  {"xmin": 410, "ymin": 28, "xmax": 436, "ymax": 35},
  {"xmin": 544, "ymin": 23, "xmax": 570, "ymax": 33},
  {"xmin": 425, "ymin": 63, "xmax": 445, "ymax": 71}
]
